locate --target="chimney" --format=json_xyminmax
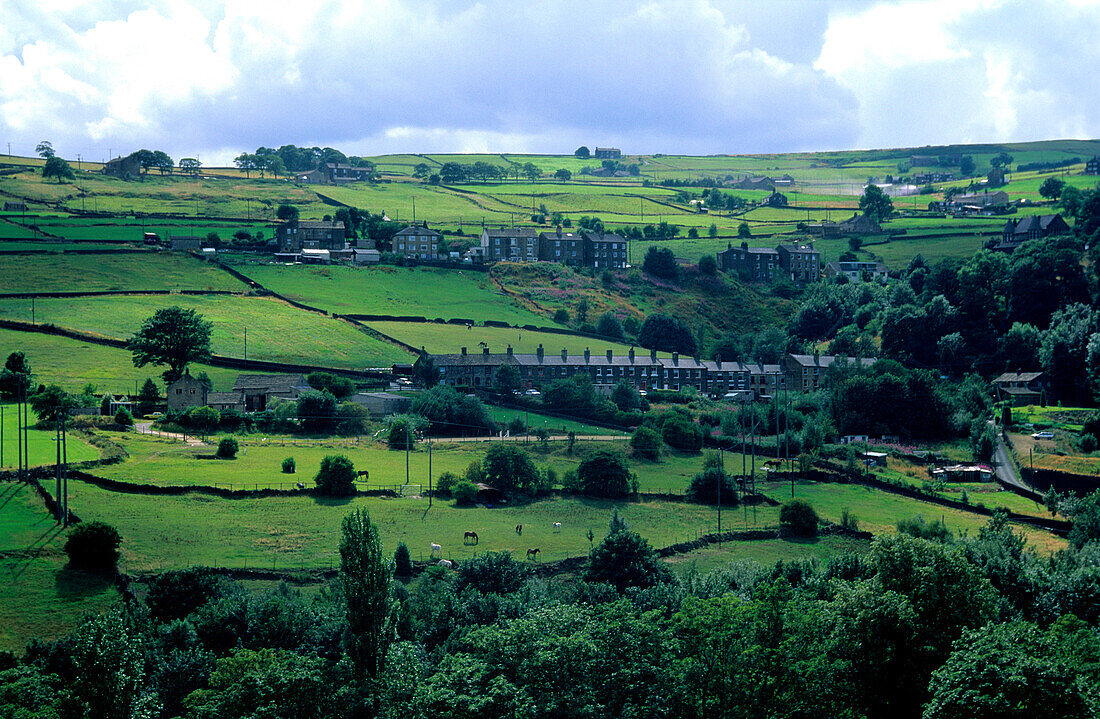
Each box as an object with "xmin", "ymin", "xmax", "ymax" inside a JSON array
[
  {"xmin": 742, "ymin": 241, "xmax": 749, "ymax": 250},
  {"xmin": 562, "ymin": 348, "xmax": 568, "ymax": 361},
  {"xmin": 629, "ymin": 347, "xmax": 635, "ymax": 363},
  {"xmin": 556, "ymin": 226, "xmax": 562, "ymax": 237},
  {"xmin": 584, "ymin": 347, "xmax": 591, "ymax": 363},
  {"xmin": 716, "ymin": 354, "xmax": 722, "ymax": 369},
  {"xmin": 813, "ymin": 348, "xmax": 820, "ymax": 364},
  {"xmin": 461, "ymin": 346, "xmax": 467, "ymax": 355},
  {"xmin": 651, "ymin": 348, "xmax": 657, "ymax": 362},
  {"xmin": 672, "ymin": 352, "xmax": 679, "ymax": 365},
  {"xmin": 537, "ymin": 344, "xmax": 544, "ymax": 361},
  {"xmin": 606, "ymin": 349, "xmax": 613, "ymax": 362},
  {"xmin": 483, "ymin": 346, "xmax": 490, "ymax": 356},
  {"xmin": 506, "ymin": 345, "xmax": 513, "ymax": 356}
]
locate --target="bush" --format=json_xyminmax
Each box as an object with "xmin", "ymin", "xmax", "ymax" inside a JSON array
[
  {"xmin": 687, "ymin": 466, "xmax": 738, "ymax": 505},
  {"xmin": 188, "ymin": 406, "xmax": 220, "ymax": 433},
  {"xmin": 577, "ymin": 450, "xmax": 634, "ymax": 498},
  {"xmin": 113, "ymin": 407, "xmax": 134, "ymax": 427},
  {"xmin": 841, "ymin": 509, "xmax": 860, "ymax": 531},
  {"xmin": 145, "ymin": 567, "xmax": 228, "ymax": 622},
  {"xmin": 314, "ymin": 454, "xmax": 357, "ymax": 496},
  {"xmin": 282, "ymin": 456, "xmax": 296, "ymax": 474},
  {"xmin": 394, "ymin": 543, "xmax": 412, "ymax": 577},
  {"xmin": 1078, "ymin": 433, "xmax": 1098, "ymax": 453},
  {"xmin": 661, "ymin": 414, "xmax": 704, "ymax": 451},
  {"xmin": 482, "ymin": 444, "xmax": 543, "ymax": 494},
  {"xmin": 507, "ymin": 417, "xmax": 526, "ymax": 436},
  {"xmin": 387, "ymin": 417, "xmax": 417, "ymax": 450},
  {"xmin": 453, "ymin": 480, "xmax": 479, "ymax": 506},
  {"xmin": 435, "ymin": 471, "xmax": 459, "ymax": 497},
  {"xmin": 553, "ymin": 308, "xmax": 570, "ymax": 324},
  {"xmin": 779, "ymin": 499, "xmax": 819, "ymax": 537},
  {"xmin": 63, "ymin": 521, "xmax": 122, "ymax": 571},
  {"xmin": 456, "ymin": 551, "xmax": 530, "ymax": 594},
  {"xmin": 216, "ymin": 436, "xmax": 239, "ymax": 459},
  {"xmin": 631, "ymin": 426, "xmax": 662, "ymax": 460}
]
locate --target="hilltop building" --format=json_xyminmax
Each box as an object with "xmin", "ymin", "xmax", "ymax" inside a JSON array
[
  {"xmin": 481, "ymin": 227, "xmax": 540, "ymax": 262},
  {"xmin": 276, "ymin": 220, "xmax": 346, "ymax": 252},
  {"xmin": 994, "ymin": 214, "xmax": 1071, "ymax": 252},
  {"xmin": 593, "ymin": 147, "xmax": 622, "ymax": 159},
  {"xmin": 717, "ymin": 242, "xmax": 780, "ymax": 282},
  {"xmin": 392, "ymin": 224, "xmax": 442, "ymax": 260},
  {"xmin": 776, "ymin": 242, "xmax": 821, "ymax": 282}
]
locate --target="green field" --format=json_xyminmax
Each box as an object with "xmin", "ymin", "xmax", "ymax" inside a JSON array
[
  {"xmin": 33, "ymin": 217, "xmax": 270, "ymax": 242},
  {"xmin": 0, "ymin": 252, "xmax": 245, "ymax": 293},
  {"xmin": 663, "ymin": 534, "xmax": 871, "ymax": 575},
  {"xmin": 484, "ymin": 405, "xmax": 628, "ymax": 436},
  {"xmin": 0, "ymin": 327, "xmax": 255, "ymax": 394},
  {"xmin": 0, "ymin": 483, "xmax": 120, "ymax": 652},
  {"xmin": 0, "ymin": 405, "xmax": 101, "ymax": 468},
  {"xmin": 0, "ymin": 294, "xmax": 413, "ymax": 369},
  {"xmin": 229, "ymin": 263, "xmax": 555, "ymax": 325},
  {"xmin": 367, "ymin": 320, "xmax": 663, "ymax": 357}
]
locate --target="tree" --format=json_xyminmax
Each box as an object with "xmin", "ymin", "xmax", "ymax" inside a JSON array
[
  {"xmin": 738, "ymin": 222, "xmax": 752, "ymax": 238},
  {"xmin": 276, "ymin": 203, "xmax": 299, "ymax": 223},
  {"xmin": 661, "ymin": 413, "xmax": 704, "ymax": 450},
  {"xmin": 554, "ymin": 168, "xmax": 572, "ymax": 181},
  {"xmin": 859, "ymin": 184, "xmax": 894, "ymax": 223},
  {"xmin": 295, "ymin": 390, "xmax": 337, "ymax": 433},
  {"xmin": 315, "ymin": 454, "xmax": 357, "ymax": 496},
  {"xmin": 554, "ymin": 308, "xmax": 570, "ymax": 324},
  {"xmin": 387, "ymin": 416, "xmax": 417, "ymax": 450},
  {"xmin": 642, "ymin": 246, "xmax": 679, "ymax": 280},
  {"xmin": 698, "ymin": 254, "xmax": 717, "ymax": 276},
  {"xmin": 182, "ymin": 648, "xmax": 330, "ymax": 719},
  {"xmin": 64, "ymin": 521, "xmax": 122, "ymax": 571},
  {"xmin": 0, "ymin": 351, "xmax": 32, "ymax": 400},
  {"xmin": 959, "ymin": 155, "xmax": 976, "ymax": 176},
  {"xmin": 780, "ymin": 499, "xmax": 818, "ymax": 536},
  {"xmin": 638, "ymin": 314, "xmax": 697, "ymax": 355},
  {"xmin": 234, "ymin": 153, "xmax": 259, "ymax": 178},
  {"xmin": 339, "ymin": 508, "xmax": 395, "ymax": 683},
  {"xmin": 596, "ymin": 312, "xmax": 624, "ymax": 340},
  {"xmin": 64, "ymin": 608, "xmax": 152, "ymax": 719},
  {"xmin": 128, "ymin": 306, "xmax": 213, "ymax": 382},
  {"xmin": 989, "ymin": 152, "xmax": 1014, "ymax": 169},
  {"xmin": 41, "ymin": 156, "xmax": 74, "ymax": 183},
  {"xmin": 631, "ymin": 425, "xmax": 661, "ymax": 460},
  {"xmin": 574, "ymin": 146, "xmax": 590, "ymax": 159},
  {"xmin": 687, "ymin": 465, "xmax": 738, "ymax": 505},
  {"xmin": 394, "ymin": 542, "xmax": 412, "ymax": 577},
  {"xmin": 577, "ymin": 450, "xmax": 633, "ymax": 498},
  {"xmin": 586, "ymin": 522, "xmax": 672, "ymax": 592},
  {"xmin": 412, "ymin": 353, "xmax": 440, "ymax": 388},
  {"xmin": 522, "ymin": 162, "xmax": 540, "ymax": 182},
  {"xmin": 35, "ymin": 140, "xmax": 54, "ymax": 159},
  {"xmin": 610, "ymin": 379, "xmax": 639, "ymax": 412},
  {"xmin": 29, "ymin": 385, "xmax": 77, "ymax": 423},
  {"xmin": 1038, "ymin": 176, "xmax": 1066, "ymax": 201},
  {"xmin": 136, "ymin": 378, "xmax": 159, "ymax": 416},
  {"xmin": 216, "ymin": 436, "xmax": 239, "ymax": 459},
  {"xmin": 410, "ymin": 385, "xmax": 493, "ymax": 436},
  {"xmin": 481, "ymin": 444, "xmax": 543, "ymax": 493},
  {"xmin": 178, "ymin": 157, "xmax": 202, "ymax": 175},
  {"xmin": 708, "ymin": 223, "xmax": 718, "ymax": 238},
  {"xmin": 493, "ymin": 364, "xmax": 521, "ymax": 395},
  {"xmin": 306, "ymin": 371, "xmax": 355, "ymax": 400}
]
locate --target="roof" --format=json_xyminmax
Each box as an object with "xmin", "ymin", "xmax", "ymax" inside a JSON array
[
  {"xmin": 207, "ymin": 392, "xmax": 244, "ymax": 405},
  {"xmin": 483, "ymin": 227, "xmax": 538, "ymax": 238},
  {"xmin": 776, "ymin": 242, "xmax": 819, "ymax": 254},
  {"xmin": 539, "ymin": 231, "xmax": 582, "ymax": 241},
  {"xmin": 826, "ymin": 261, "xmax": 887, "ymax": 273},
  {"xmin": 999, "ymin": 387, "xmax": 1042, "ymax": 396},
  {"xmin": 233, "ymin": 374, "xmax": 309, "ymax": 393},
  {"xmin": 392, "ymin": 225, "xmax": 440, "ymax": 238},
  {"xmin": 788, "ymin": 354, "xmax": 876, "ymax": 369},
  {"xmin": 583, "ymin": 231, "xmax": 627, "ymax": 244},
  {"xmin": 354, "ymin": 392, "xmax": 408, "ymax": 401},
  {"xmin": 294, "ymin": 220, "xmax": 342, "ymax": 230},
  {"xmin": 720, "ymin": 245, "xmax": 778, "ymax": 256},
  {"xmin": 993, "ymin": 372, "xmax": 1043, "ymax": 383},
  {"xmin": 301, "ymin": 249, "xmax": 330, "ymax": 257}
]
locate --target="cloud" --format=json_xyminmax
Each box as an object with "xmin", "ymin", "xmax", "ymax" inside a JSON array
[{"xmin": 0, "ymin": 0, "xmax": 1095, "ymax": 163}]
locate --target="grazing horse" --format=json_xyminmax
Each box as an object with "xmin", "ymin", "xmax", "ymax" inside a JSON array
[
  {"xmin": 356, "ymin": 470, "xmax": 370, "ymax": 479},
  {"xmin": 515, "ymin": 524, "xmax": 523, "ymax": 536},
  {"xmin": 526, "ymin": 548, "xmax": 540, "ymax": 560},
  {"xmin": 552, "ymin": 522, "xmax": 562, "ymax": 532},
  {"xmin": 761, "ymin": 459, "xmax": 782, "ymax": 472},
  {"xmin": 430, "ymin": 542, "xmax": 442, "ymax": 559},
  {"xmin": 464, "ymin": 531, "xmax": 479, "ymax": 545},
  {"xmin": 438, "ymin": 559, "xmax": 453, "ymax": 569}
]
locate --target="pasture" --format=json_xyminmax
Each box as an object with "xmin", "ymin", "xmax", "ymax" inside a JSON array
[
  {"xmin": 0, "ymin": 405, "xmax": 101, "ymax": 468},
  {"xmin": 0, "ymin": 294, "xmax": 413, "ymax": 369},
  {"xmin": 366, "ymin": 320, "xmax": 664, "ymax": 357},
  {"xmin": 0, "ymin": 252, "xmax": 245, "ymax": 293},
  {"xmin": 229, "ymin": 262, "xmax": 555, "ymax": 325},
  {"xmin": 662, "ymin": 534, "xmax": 871, "ymax": 575},
  {"xmin": 0, "ymin": 483, "xmax": 120, "ymax": 652},
  {"xmin": 0, "ymin": 327, "xmax": 251, "ymax": 394}
]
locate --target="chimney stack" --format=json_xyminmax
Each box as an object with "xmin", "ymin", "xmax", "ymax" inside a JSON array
[
  {"xmin": 561, "ymin": 348, "xmax": 568, "ymax": 361},
  {"xmin": 461, "ymin": 346, "xmax": 467, "ymax": 355},
  {"xmin": 606, "ymin": 349, "xmax": 613, "ymax": 362},
  {"xmin": 507, "ymin": 345, "xmax": 513, "ymax": 356},
  {"xmin": 584, "ymin": 347, "xmax": 591, "ymax": 363},
  {"xmin": 673, "ymin": 352, "xmax": 679, "ymax": 365},
  {"xmin": 716, "ymin": 354, "xmax": 722, "ymax": 369},
  {"xmin": 536, "ymin": 344, "xmax": 544, "ymax": 361},
  {"xmin": 629, "ymin": 347, "xmax": 635, "ymax": 363},
  {"xmin": 483, "ymin": 346, "xmax": 490, "ymax": 356},
  {"xmin": 651, "ymin": 348, "xmax": 657, "ymax": 362}
]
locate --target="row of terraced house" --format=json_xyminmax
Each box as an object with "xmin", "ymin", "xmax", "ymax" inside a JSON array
[{"xmin": 432, "ymin": 345, "xmax": 875, "ymax": 400}]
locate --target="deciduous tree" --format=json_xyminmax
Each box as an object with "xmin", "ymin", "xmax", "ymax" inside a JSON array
[{"xmin": 128, "ymin": 306, "xmax": 213, "ymax": 382}]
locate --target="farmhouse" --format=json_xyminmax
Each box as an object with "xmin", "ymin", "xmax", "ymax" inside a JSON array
[
  {"xmin": 734, "ymin": 176, "xmax": 775, "ymax": 191},
  {"xmin": 103, "ymin": 155, "xmax": 142, "ymax": 178},
  {"xmin": 992, "ymin": 371, "xmax": 1046, "ymax": 406},
  {"xmin": 824, "ymin": 260, "xmax": 888, "ymax": 281},
  {"xmin": 776, "ymin": 242, "xmax": 821, "ymax": 282},
  {"xmin": 169, "ymin": 235, "xmax": 203, "ymax": 252},
  {"xmin": 952, "ymin": 190, "xmax": 1009, "ymax": 209},
  {"xmin": 3, "ymin": 201, "xmax": 27, "ymax": 212},
  {"xmin": 350, "ymin": 392, "xmax": 412, "ymax": 418},
  {"xmin": 538, "ymin": 230, "xmax": 586, "ymax": 265},
  {"xmin": 321, "ymin": 163, "xmax": 372, "ymax": 183},
  {"xmin": 717, "ymin": 242, "xmax": 780, "ymax": 282},
  {"xmin": 206, "ymin": 392, "xmax": 245, "ymax": 413},
  {"xmin": 994, "ymin": 214, "xmax": 1070, "ymax": 252},
  {"xmin": 784, "ymin": 353, "xmax": 876, "ymax": 393},
  {"xmin": 276, "ymin": 220, "xmax": 345, "ymax": 252},
  {"xmin": 593, "ymin": 147, "xmax": 622, "ymax": 159},
  {"xmin": 583, "ymin": 231, "xmax": 628, "ymax": 269},
  {"xmin": 391, "ymin": 224, "xmax": 442, "ymax": 260},
  {"xmin": 481, "ymin": 227, "xmax": 539, "ymax": 262},
  {"xmin": 1086, "ymin": 157, "xmax": 1100, "ymax": 175},
  {"xmin": 838, "ymin": 213, "xmax": 882, "ymax": 235},
  {"xmin": 166, "ymin": 372, "xmax": 209, "ymax": 412},
  {"xmin": 232, "ymin": 374, "xmax": 310, "ymax": 412}
]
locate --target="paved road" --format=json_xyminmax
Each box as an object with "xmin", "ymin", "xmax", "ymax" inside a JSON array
[{"xmin": 990, "ymin": 421, "xmax": 1030, "ymax": 493}]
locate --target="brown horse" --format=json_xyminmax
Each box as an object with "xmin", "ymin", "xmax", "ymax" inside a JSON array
[
  {"xmin": 464, "ymin": 531, "xmax": 479, "ymax": 545},
  {"xmin": 526, "ymin": 548, "xmax": 540, "ymax": 560}
]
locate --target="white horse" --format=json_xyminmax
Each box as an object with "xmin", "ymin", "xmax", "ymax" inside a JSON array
[
  {"xmin": 553, "ymin": 522, "xmax": 562, "ymax": 532},
  {"xmin": 430, "ymin": 542, "xmax": 442, "ymax": 559},
  {"xmin": 438, "ymin": 559, "xmax": 453, "ymax": 569}
]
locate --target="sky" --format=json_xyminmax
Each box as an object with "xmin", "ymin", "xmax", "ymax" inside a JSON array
[{"xmin": 1, "ymin": 0, "xmax": 1098, "ymax": 164}]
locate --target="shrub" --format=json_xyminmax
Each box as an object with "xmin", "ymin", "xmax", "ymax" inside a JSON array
[
  {"xmin": 435, "ymin": 471, "xmax": 459, "ymax": 497},
  {"xmin": 456, "ymin": 551, "xmax": 529, "ymax": 594},
  {"xmin": 145, "ymin": 567, "xmax": 227, "ymax": 622},
  {"xmin": 631, "ymin": 426, "xmax": 662, "ymax": 460},
  {"xmin": 661, "ymin": 414, "xmax": 704, "ymax": 451},
  {"xmin": 553, "ymin": 308, "xmax": 570, "ymax": 324},
  {"xmin": 1078, "ymin": 433, "xmax": 1098, "ymax": 453},
  {"xmin": 216, "ymin": 436, "xmax": 239, "ymax": 459},
  {"xmin": 282, "ymin": 457, "xmax": 296, "ymax": 474},
  {"xmin": 387, "ymin": 417, "xmax": 416, "ymax": 450},
  {"xmin": 577, "ymin": 450, "xmax": 634, "ymax": 498},
  {"xmin": 507, "ymin": 417, "xmax": 526, "ymax": 436},
  {"xmin": 64, "ymin": 521, "xmax": 122, "ymax": 571},
  {"xmin": 394, "ymin": 543, "xmax": 412, "ymax": 578},
  {"xmin": 841, "ymin": 509, "xmax": 860, "ymax": 531},
  {"xmin": 453, "ymin": 480, "xmax": 479, "ymax": 506},
  {"xmin": 188, "ymin": 406, "xmax": 220, "ymax": 433},
  {"xmin": 113, "ymin": 407, "xmax": 134, "ymax": 427},
  {"xmin": 315, "ymin": 454, "xmax": 357, "ymax": 497},
  {"xmin": 687, "ymin": 466, "xmax": 738, "ymax": 505},
  {"xmin": 779, "ymin": 499, "xmax": 819, "ymax": 537}
]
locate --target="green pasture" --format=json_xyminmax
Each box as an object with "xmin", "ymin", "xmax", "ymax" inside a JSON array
[
  {"xmin": 760, "ymin": 479, "xmax": 1066, "ymax": 553},
  {"xmin": 0, "ymin": 405, "xmax": 100, "ymax": 468},
  {"xmin": 0, "ymin": 484, "xmax": 120, "ymax": 652},
  {"xmin": 0, "ymin": 220, "xmax": 43, "ymax": 239},
  {"xmin": 0, "ymin": 327, "xmax": 251, "ymax": 394},
  {"xmin": 33, "ymin": 217, "xmax": 270, "ymax": 242},
  {"xmin": 0, "ymin": 241, "xmax": 141, "ymax": 252},
  {"xmin": 484, "ymin": 405, "xmax": 628, "ymax": 437},
  {"xmin": 48, "ymin": 477, "xmax": 771, "ymax": 571},
  {"xmin": 367, "ymin": 320, "xmax": 662, "ymax": 357},
  {"xmin": 0, "ymin": 294, "xmax": 413, "ymax": 369},
  {"xmin": 229, "ymin": 262, "xmax": 554, "ymax": 325},
  {"xmin": 663, "ymin": 534, "xmax": 871, "ymax": 576},
  {"xmin": 0, "ymin": 252, "xmax": 245, "ymax": 293}
]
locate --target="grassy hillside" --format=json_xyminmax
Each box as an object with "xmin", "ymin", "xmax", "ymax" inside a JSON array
[
  {"xmin": 0, "ymin": 252, "xmax": 246, "ymax": 293},
  {"xmin": 0, "ymin": 294, "xmax": 413, "ymax": 369}
]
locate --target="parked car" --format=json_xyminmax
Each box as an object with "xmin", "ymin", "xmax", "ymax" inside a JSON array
[
  {"xmin": 524, "ymin": 389, "xmax": 540, "ymax": 396},
  {"xmin": 1031, "ymin": 431, "xmax": 1054, "ymax": 439}
]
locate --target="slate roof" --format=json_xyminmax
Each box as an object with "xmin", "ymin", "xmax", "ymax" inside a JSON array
[
  {"xmin": 483, "ymin": 227, "xmax": 538, "ymax": 238},
  {"xmin": 233, "ymin": 374, "xmax": 309, "ymax": 393},
  {"xmin": 993, "ymin": 372, "xmax": 1044, "ymax": 383},
  {"xmin": 392, "ymin": 225, "xmax": 440, "ymax": 238},
  {"xmin": 207, "ymin": 392, "xmax": 244, "ymax": 405},
  {"xmin": 788, "ymin": 354, "xmax": 876, "ymax": 369},
  {"xmin": 583, "ymin": 232, "xmax": 627, "ymax": 245}
]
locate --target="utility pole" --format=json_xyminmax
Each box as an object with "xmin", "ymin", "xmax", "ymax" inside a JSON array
[
  {"xmin": 1, "ymin": 405, "xmax": 4, "ymax": 467},
  {"xmin": 244, "ymin": 327, "xmax": 248, "ymax": 360},
  {"xmin": 16, "ymin": 386, "xmax": 23, "ymax": 482},
  {"xmin": 55, "ymin": 416, "xmax": 62, "ymax": 522},
  {"xmin": 717, "ymin": 447, "xmax": 723, "ymax": 538},
  {"xmin": 427, "ymin": 440, "xmax": 432, "ymax": 508},
  {"xmin": 61, "ymin": 414, "xmax": 68, "ymax": 526}
]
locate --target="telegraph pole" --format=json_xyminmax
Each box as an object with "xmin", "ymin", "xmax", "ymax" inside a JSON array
[
  {"xmin": 427, "ymin": 440, "xmax": 432, "ymax": 508},
  {"xmin": 55, "ymin": 416, "xmax": 62, "ymax": 522},
  {"xmin": 61, "ymin": 414, "xmax": 69, "ymax": 526}
]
